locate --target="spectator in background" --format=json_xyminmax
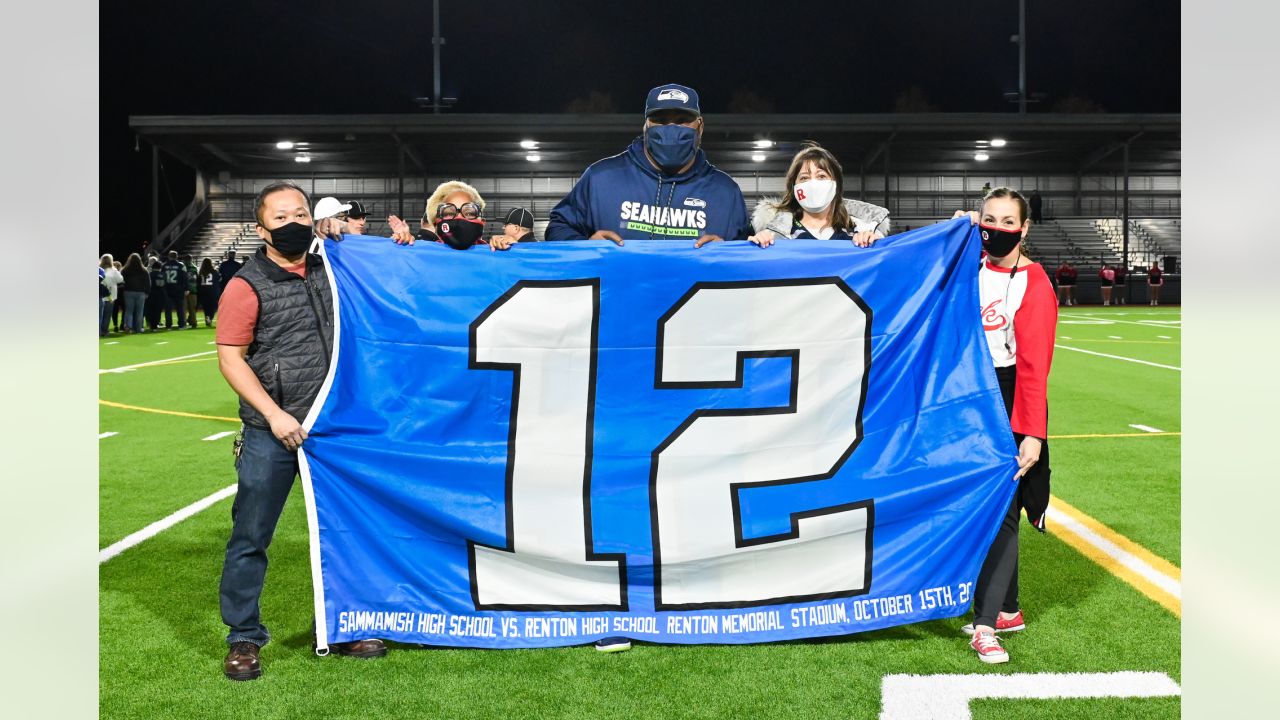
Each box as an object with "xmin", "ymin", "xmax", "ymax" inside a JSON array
[
  {"xmin": 183, "ymin": 254, "xmax": 200, "ymax": 328},
  {"xmin": 99, "ymin": 255, "xmax": 123, "ymax": 337},
  {"xmin": 1148, "ymin": 261, "xmax": 1164, "ymax": 305},
  {"xmin": 342, "ymin": 201, "xmax": 371, "ymax": 235},
  {"xmin": 1112, "ymin": 263, "xmax": 1128, "ymax": 305},
  {"xmin": 161, "ymin": 251, "xmax": 189, "ymax": 329},
  {"xmin": 197, "ymin": 258, "xmax": 221, "ymax": 327},
  {"xmin": 218, "ymin": 251, "xmax": 243, "ymax": 293},
  {"xmin": 485, "ymin": 207, "xmax": 538, "ymax": 250},
  {"xmin": 1029, "ymin": 190, "xmax": 1043, "ymax": 224},
  {"xmin": 120, "ymin": 253, "xmax": 150, "ymax": 333},
  {"xmin": 1049, "ymin": 260, "xmax": 1070, "ymax": 304},
  {"xmin": 146, "ymin": 257, "xmax": 165, "ymax": 331},
  {"xmin": 981, "ymin": 182, "xmax": 993, "ymax": 197},
  {"xmin": 545, "ymin": 83, "xmax": 750, "ymax": 245},
  {"xmin": 1098, "ymin": 263, "xmax": 1115, "ymax": 306},
  {"xmin": 313, "ymin": 197, "xmax": 352, "ymax": 242},
  {"xmin": 112, "ymin": 260, "xmax": 126, "ymax": 332}
]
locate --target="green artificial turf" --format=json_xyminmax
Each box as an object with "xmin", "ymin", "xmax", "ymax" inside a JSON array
[{"xmin": 99, "ymin": 306, "xmax": 1181, "ymax": 719}]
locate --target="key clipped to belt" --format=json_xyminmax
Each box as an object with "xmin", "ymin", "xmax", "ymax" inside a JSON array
[{"xmin": 232, "ymin": 426, "xmax": 245, "ymax": 460}]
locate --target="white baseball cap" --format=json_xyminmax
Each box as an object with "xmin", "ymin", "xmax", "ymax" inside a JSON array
[{"xmin": 313, "ymin": 196, "xmax": 352, "ymax": 220}]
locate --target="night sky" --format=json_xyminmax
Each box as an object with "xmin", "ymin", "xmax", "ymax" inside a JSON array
[{"xmin": 100, "ymin": 0, "xmax": 1179, "ymax": 256}]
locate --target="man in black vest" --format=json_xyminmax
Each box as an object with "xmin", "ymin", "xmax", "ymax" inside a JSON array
[{"xmin": 214, "ymin": 181, "xmax": 386, "ymax": 681}]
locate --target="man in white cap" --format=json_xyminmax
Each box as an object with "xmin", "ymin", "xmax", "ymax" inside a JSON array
[{"xmin": 312, "ymin": 197, "xmax": 351, "ymax": 241}]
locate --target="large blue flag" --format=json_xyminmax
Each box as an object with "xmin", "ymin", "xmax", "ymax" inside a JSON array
[{"xmin": 299, "ymin": 220, "xmax": 1019, "ymax": 650}]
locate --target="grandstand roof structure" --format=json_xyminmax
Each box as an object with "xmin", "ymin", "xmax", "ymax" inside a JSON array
[{"xmin": 130, "ymin": 112, "xmax": 1180, "ymax": 178}]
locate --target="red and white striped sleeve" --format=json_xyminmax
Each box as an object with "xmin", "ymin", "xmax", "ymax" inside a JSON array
[{"xmin": 1011, "ymin": 264, "xmax": 1058, "ymax": 439}]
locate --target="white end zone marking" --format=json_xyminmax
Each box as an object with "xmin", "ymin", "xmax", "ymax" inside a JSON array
[
  {"xmin": 1129, "ymin": 424, "xmax": 1163, "ymax": 433},
  {"xmin": 1055, "ymin": 345, "xmax": 1181, "ymax": 371},
  {"xmin": 880, "ymin": 672, "xmax": 1181, "ymax": 720},
  {"xmin": 99, "ymin": 484, "xmax": 237, "ymax": 563},
  {"xmin": 202, "ymin": 431, "xmax": 236, "ymax": 441},
  {"xmin": 99, "ymin": 432, "xmax": 118, "ymax": 439}
]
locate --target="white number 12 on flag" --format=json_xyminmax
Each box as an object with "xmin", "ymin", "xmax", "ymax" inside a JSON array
[{"xmin": 468, "ymin": 278, "xmax": 873, "ymax": 611}]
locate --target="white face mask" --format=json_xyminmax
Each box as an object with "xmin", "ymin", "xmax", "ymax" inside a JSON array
[{"xmin": 794, "ymin": 178, "xmax": 837, "ymax": 213}]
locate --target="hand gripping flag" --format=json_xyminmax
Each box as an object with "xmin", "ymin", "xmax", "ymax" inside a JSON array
[{"xmin": 299, "ymin": 220, "xmax": 1019, "ymax": 651}]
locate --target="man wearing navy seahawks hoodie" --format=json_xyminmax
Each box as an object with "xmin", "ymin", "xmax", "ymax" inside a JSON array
[{"xmin": 546, "ymin": 84, "xmax": 751, "ymax": 245}]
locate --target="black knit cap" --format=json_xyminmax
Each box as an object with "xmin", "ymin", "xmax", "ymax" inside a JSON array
[{"xmin": 504, "ymin": 207, "xmax": 535, "ymax": 229}]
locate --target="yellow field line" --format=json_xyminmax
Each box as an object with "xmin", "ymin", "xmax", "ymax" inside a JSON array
[
  {"xmin": 1049, "ymin": 431, "xmax": 1181, "ymax": 439},
  {"xmin": 1047, "ymin": 495, "xmax": 1181, "ymax": 617},
  {"xmin": 98, "ymin": 399, "xmax": 239, "ymax": 423}
]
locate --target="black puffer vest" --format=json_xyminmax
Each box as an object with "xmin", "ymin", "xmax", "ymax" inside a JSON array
[{"xmin": 235, "ymin": 246, "xmax": 335, "ymax": 429}]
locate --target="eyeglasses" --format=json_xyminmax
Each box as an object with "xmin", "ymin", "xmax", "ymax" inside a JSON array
[{"xmin": 437, "ymin": 202, "xmax": 481, "ymax": 221}]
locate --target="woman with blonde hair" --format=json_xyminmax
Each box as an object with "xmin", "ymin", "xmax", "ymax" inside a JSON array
[
  {"xmin": 388, "ymin": 180, "xmax": 518, "ymax": 251},
  {"xmin": 747, "ymin": 142, "xmax": 889, "ymax": 248}
]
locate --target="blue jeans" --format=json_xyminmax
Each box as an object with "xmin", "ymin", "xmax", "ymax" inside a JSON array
[
  {"xmin": 219, "ymin": 425, "xmax": 298, "ymax": 647},
  {"xmin": 123, "ymin": 291, "xmax": 146, "ymax": 331},
  {"xmin": 99, "ymin": 298, "xmax": 113, "ymax": 335}
]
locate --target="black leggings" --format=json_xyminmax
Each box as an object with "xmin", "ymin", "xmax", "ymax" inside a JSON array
[{"xmin": 972, "ymin": 365, "xmax": 1050, "ymax": 628}]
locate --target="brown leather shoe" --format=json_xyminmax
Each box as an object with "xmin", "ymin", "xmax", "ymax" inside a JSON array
[
  {"xmin": 330, "ymin": 638, "xmax": 388, "ymax": 658},
  {"xmin": 224, "ymin": 641, "xmax": 262, "ymax": 681}
]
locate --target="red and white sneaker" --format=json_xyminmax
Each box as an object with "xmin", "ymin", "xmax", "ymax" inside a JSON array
[
  {"xmin": 970, "ymin": 631, "xmax": 1009, "ymax": 664},
  {"xmin": 961, "ymin": 611, "xmax": 1025, "ymax": 635}
]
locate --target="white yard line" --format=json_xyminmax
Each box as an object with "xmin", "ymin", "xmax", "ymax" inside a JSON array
[
  {"xmin": 99, "ymin": 350, "xmax": 217, "ymax": 374},
  {"xmin": 880, "ymin": 672, "xmax": 1181, "ymax": 720},
  {"xmin": 98, "ymin": 432, "xmax": 118, "ymax": 440},
  {"xmin": 1129, "ymin": 424, "xmax": 1164, "ymax": 433},
  {"xmin": 1063, "ymin": 313, "xmax": 1182, "ymax": 329},
  {"xmin": 105, "ymin": 341, "xmax": 119, "ymax": 345},
  {"xmin": 1045, "ymin": 505, "xmax": 1181, "ymax": 599},
  {"xmin": 202, "ymin": 431, "xmax": 236, "ymax": 441},
  {"xmin": 1055, "ymin": 345, "xmax": 1181, "ymax": 371},
  {"xmin": 1158, "ymin": 335, "xmax": 1171, "ymax": 339},
  {"xmin": 1107, "ymin": 335, "xmax": 1123, "ymax": 339},
  {"xmin": 98, "ymin": 484, "xmax": 237, "ymax": 563}
]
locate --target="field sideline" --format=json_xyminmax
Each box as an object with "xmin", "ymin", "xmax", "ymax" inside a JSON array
[{"xmin": 99, "ymin": 306, "xmax": 1180, "ymax": 719}]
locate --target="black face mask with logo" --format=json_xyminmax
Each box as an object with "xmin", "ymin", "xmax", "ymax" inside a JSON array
[
  {"xmin": 435, "ymin": 218, "xmax": 484, "ymax": 250},
  {"xmin": 265, "ymin": 221, "xmax": 314, "ymax": 257},
  {"xmin": 979, "ymin": 224, "xmax": 1023, "ymax": 259}
]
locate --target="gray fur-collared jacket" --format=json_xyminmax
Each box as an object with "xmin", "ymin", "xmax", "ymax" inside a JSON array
[{"xmin": 751, "ymin": 198, "xmax": 891, "ymax": 238}]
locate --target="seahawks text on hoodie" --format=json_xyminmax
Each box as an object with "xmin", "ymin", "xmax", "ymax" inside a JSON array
[{"xmin": 545, "ymin": 137, "xmax": 751, "ymax": 241}]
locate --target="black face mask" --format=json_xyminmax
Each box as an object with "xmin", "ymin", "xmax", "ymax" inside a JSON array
[
  {"xmin": 265, "ymin": 221, "xmax": 313, "ymax": 257},
  {"xmin": 979, "ymin": 224, "xmax": 1023, "ymax": 259},
  {"xmin": 434, "ymin": 218, "xmax": 484, "ymax": 250}
]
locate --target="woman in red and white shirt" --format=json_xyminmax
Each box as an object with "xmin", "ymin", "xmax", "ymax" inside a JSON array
[{"xmin": 953, "ymin": 187, "xmax": 1058, "ymax": 664}]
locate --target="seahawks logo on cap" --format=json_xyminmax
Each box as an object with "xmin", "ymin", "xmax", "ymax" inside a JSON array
[{"xmin": 656, "ymin": 88, "xmax": 690, "ymax": 103}]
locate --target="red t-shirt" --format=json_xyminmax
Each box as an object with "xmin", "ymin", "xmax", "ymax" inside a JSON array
[{"xmin": 215, "ymin": 260, "xmax": 307, "ymax": 346}]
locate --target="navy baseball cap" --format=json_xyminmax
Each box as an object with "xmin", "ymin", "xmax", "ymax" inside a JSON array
[{"xmin": 645, "ymin": 84, "xmax": 700, "ymax": 118}]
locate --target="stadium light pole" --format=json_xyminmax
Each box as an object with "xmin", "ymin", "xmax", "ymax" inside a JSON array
[
  {"xmin": 1018, "ymin": 0, "xmax": 1027, "ymax": 114},
  {"xmin": 432, "ymin": 0, "xmax": 443, "ymax": 114}
]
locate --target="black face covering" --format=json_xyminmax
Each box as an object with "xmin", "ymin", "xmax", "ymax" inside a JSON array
[
  {"xmin": 979, "ymin": 224, "xmax": 1023, "ymax": 259},
  {"xmin": 435, "ymin": 218, "xmax": 484, "ymax": 250},
  {"xmin": 266, "ymin": 221, "xmax": 314, "ymax": 257}
]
